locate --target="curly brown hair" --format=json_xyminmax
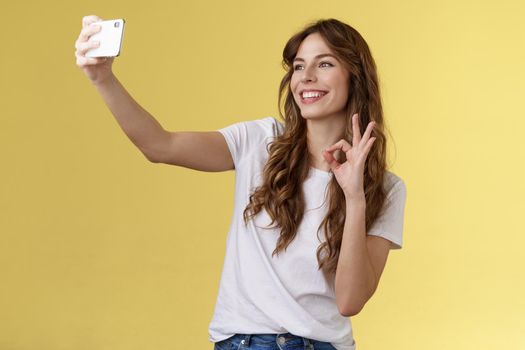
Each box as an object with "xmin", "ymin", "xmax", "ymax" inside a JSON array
[{"xmin": 243, "ymin": 18, "xmax": 389, "ymax": 277}]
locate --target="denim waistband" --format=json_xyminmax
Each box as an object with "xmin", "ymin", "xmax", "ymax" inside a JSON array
[{"xmin": 231, "ymin": 333, "xmax": 314, "ymax": 348}]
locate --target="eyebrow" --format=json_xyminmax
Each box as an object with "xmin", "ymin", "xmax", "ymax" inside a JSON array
[{"xmin": 293, "ymin": 53, "xmax": 338, "ymax": 63}]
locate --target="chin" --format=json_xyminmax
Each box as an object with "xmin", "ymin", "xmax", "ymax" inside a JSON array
[{"xmin": 300, "ymin": 110, "xmax": 331, "ymax": 120}]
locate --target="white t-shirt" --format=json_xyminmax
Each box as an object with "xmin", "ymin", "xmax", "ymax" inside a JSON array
[{"xmin": 208, "ymin": 116, "xmax": 407, "ymax": 350}]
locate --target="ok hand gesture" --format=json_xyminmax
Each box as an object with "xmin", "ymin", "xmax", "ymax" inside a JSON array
[{"xmin": 322, "ymin": 113, "xmax": 377, "ymax": 199}]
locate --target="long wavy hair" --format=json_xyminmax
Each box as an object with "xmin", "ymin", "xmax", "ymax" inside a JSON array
[{"xmin": 242, "ymin": 18, "xmax": 389, "ymax": 277}]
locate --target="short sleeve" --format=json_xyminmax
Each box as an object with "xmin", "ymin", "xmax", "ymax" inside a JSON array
[
  {"xmin": 217, "ymin": 117, "xmax": 280, "ymax": 169},
  {"xmin": 367, "ymin": 177, "xmax": 407, "ymax": 249}
]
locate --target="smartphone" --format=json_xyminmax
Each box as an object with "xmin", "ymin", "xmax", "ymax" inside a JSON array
[{"xmin": 85, "ymin": 19, "xmax": 126, "ymax": 58}]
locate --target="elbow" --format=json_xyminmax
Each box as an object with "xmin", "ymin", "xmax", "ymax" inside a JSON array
[
  {"xmin": 143, "ymin": 150, "xmax": 161, "ymax": 163},
  {"xmin": 338, "ymin": 301, "xmax": 365, "ymax": 317},
  {"xmin": 339, "ymin": 306, "xmax": 363, "ymax": 317},
  {"xmin": 336, "ymin": 281, "xmax": 377, "ymax": 317}
]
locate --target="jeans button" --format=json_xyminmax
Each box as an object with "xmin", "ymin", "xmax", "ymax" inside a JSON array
[
  {"xmin": 278, "ymin": 336, "xmax": 286, "ymax": 344},
  {"xmin": 241, "ymin": 340, "xmax": 245, "ymax": 345}
]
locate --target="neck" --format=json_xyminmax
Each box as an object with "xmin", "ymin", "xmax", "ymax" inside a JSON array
[{"xmin": 306, "ymin": 114, "xmax": 347, "ymax": 171}]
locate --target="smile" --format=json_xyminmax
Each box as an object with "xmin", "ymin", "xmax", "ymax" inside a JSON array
[{"xmin": 300, "ymin": 90, "xmax": 328, "ymax": 104}]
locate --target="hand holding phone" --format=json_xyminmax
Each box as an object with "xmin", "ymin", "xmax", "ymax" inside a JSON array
[
  {"xmin": 75, "ymin": 15, "xmax": 123, "ymax": 84},
  {"xmin": 85, "ymin": 19, "xmax": 125, "ymax": 58}
]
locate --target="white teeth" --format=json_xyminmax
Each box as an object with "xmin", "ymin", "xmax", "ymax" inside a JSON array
[{"xmin": 302, "ymin": 91, "xmax": 326, "ymax": 99}]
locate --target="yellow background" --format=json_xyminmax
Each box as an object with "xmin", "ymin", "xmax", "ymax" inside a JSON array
[{"xmin": 1, "ymin": 0, "xmax": 524, "ymax": 349}]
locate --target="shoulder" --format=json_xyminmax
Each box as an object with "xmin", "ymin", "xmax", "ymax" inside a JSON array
[
  {"xmin": 216, "ymin": 116, "xmax": 284, "ymax": 165},
  {"xmin": 249, "ymin": 116, "xmax": 284, "ymax": 137},
  {"xmin": 240, "ymin": 116, "xmax": 284, "ymax": 144},
  {"xmin": 268, "ymin": 116, "xmax": 285, "ymax": 136},
  {"xmin": 383, "ymin": 171, "xmax": 407, "ymax": 199},
  {"xmin": 220, "ymin": 116, "xmax": 283, "ymax": 136}
]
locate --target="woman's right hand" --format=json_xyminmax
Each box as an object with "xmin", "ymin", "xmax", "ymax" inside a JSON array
[{"xmin": 75, "ymin": 15, "xmax": 115, "ymax": 85}]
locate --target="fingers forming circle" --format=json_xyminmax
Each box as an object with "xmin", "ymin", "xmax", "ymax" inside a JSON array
[{"xmin": 326, "ymin": 138, "xmax": 352, "ymax": 153}]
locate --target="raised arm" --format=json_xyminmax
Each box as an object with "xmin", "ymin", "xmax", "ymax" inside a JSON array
[
  {"xmin": 75, "ymin": 15, "xmax": 234, "ymax": 172},
  {"xmin": 92, "ymin": 75, "xmax": 234, "ymax": 171},
  {"xmin": 147, "ymin": 131, "xmax": 234, "ymax": 172}
]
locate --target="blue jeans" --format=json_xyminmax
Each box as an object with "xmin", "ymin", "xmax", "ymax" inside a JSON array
[{"xmin": 213, "ymin": 333, "xmax": 337, "ymax": 350}]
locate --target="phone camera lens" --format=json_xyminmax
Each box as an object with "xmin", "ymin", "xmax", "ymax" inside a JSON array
[{"xmin": 114, "ymin": 22, "xmax": 120, "ymax": 28}]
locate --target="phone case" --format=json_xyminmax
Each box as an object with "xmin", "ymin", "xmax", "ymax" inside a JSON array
[{"xmin": 85, "ymin": 19, "xmax": 125, "ymax": 58}]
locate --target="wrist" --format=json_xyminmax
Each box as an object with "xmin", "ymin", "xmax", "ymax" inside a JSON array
[
  {"xmin": 344, "ymin": 192, "xmax": 366, "ymax": 206},
  {"xmin": 92, "ymin": 72, "xmax": 116, "ymax": 88}
]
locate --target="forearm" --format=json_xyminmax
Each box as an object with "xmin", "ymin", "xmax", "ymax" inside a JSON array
[
  {"xmin": 334, "ymin": 195, "xmax": 376, "ymax": 316},
  {"xmin": 93, "ymin": 74, "xmax": 168, "ymax": 160}
]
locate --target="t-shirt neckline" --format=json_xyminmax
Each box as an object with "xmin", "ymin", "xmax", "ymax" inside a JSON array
[{"xmin": 309, "ymin": 167, "xmax": 333, "ymax": 178}]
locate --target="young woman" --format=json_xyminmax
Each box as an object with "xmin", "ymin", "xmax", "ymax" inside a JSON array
[{"xmin": 75, "ymin": 16, "xmax": 406, "ymax": 350}]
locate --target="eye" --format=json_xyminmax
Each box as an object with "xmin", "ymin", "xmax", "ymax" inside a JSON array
[{"xmin": 293, "ymin": 62, "xmax": 334, "ymax": 71}]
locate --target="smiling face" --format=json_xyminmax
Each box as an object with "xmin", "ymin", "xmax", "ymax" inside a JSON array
[{"xmin": 290, "ymin": 32, "xmax": 350, "ymax": 121}]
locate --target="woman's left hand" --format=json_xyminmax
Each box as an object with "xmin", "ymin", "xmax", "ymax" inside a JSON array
[{"xmin": 322, "ymin": 113, "xmax": 376, "ymax": 199}]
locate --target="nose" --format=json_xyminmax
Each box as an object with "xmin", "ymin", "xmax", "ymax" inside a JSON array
[{"xmin": 300, "ymin": 65, "xmax": 317, "ymax": 83}]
